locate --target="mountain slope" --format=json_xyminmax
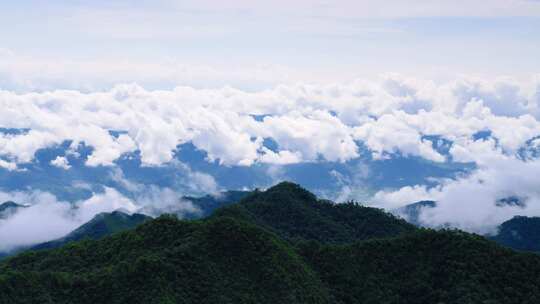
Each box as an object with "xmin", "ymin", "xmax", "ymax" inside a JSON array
[
  {"xmin": 0, "ymin": 216, "xmax": 331, "ymax": 304},
  {"xmin": 300, "ymin": 229, "xmax": 540, "ymax": 304},
  {"xmin": 3, "ymin": 182, "xmax": 540, "ymax": 303},
  {"xmin": 31, "ymin": 211, "xmax": 151, "ymax": 251},
  {"xmin": 213, "ymin": 182, "xmax": 417, "ymax": 244},
  {"xmin": 491, "ymin": 216, "xmax": 540, "ymax": 252},
  {"xmin": 3, "ymin": 214, "xmax": 540, "ymax": 303}
]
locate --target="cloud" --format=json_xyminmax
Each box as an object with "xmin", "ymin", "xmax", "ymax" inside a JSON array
[
  {"xmin": 0, "ymin": 188, "xmax": 137, "ymax": 251},
  {"xmin": 374, "ymin": 146, "xmax": 540, "ymax": 234},
  {"xmin": 0, "ymin": 159, "xmax": 17, "ymax": 171},
  {"xmin": 1, "ymin": 75, "xmax": 539, "ymax": 171},
  {"xmin": 0, "ymin": 50, "xmax": 307, "ymax": 92},
  {"xmin": 50, "ymin": 156, "xmax": 71, "ymax": 169},
  {"xmin": 0, "ymin": 74, "xmax": 540, "ymax": 236},
  {"xmin": 0, "ymin": 183, "xmax": 205, "ymax": 252}
]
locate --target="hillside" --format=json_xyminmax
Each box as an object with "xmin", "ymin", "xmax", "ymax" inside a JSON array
[
  {"xmin": 491, "ymin": 216, "xmax": 540, "ymax": 253},
  {"xmin": 2, "ymin": 183, "xmax": 540, "ymax": 303},
  {"xmin": 300, "ymin": 229, "xmax": 540, "ymax": 304},
  {"xmin": 0, "ymin": 216, "xmax": 331, "ymax": 304},
  {"xmin": 213, "ymin": 182, "xmax": 416, "ymax": 243},
  {"xmin": 31, "ymin": 211, "xmax": 151, "ymax": 251}
]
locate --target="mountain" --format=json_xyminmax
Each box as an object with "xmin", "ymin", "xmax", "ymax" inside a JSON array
[
  {"xmin": 213, "ymin": 182, "xmax": 417, "ymax": 244},
  {"xmin": 182, "ymin": 190, "xmax": 250, "ymax": 219},
  {"xmin": 299, "ymin": 229, "xmax": 540, "ymax": 304},
  {"xmin": 0, "ymin": 201, "xmax": 27, "ymax": 220},
  {"xmin": 394, "ymin": 200, "xmax": 437, "ymax": 226},
  {"xmin": 1, "ymin": 216, "xmax": 331, "ymax": 304},
  {"xmin": 2, "ymin": 182, "xmax": 540, "ymax": 303},
  {"xmin": 491, "ymin": 216, "xmax": 540, "ymax": 253},
  {"xmin": 31, "ymin": 211, "xmax": 152, "ymax": 251}
]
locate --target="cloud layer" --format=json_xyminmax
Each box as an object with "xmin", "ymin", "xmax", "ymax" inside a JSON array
[
  {"xmin": 1, "ymin": 75, "xmax": 539, "ymax": 169},
  {"xmin": 2, "ymin": 74, "xmax": 540, "ymax": 237}
]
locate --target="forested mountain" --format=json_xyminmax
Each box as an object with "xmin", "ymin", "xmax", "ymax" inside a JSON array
[
  {"xmin": 491, "ymin": 216, "xmax": 540, "ymax": 253},
  {"xmin": 1, "ymin": 216, "xmax": 330, "ymax": 304},
  {"xmin": 299, "ymin": 229, "xmax": 540, "ymax": 304},
  {"xmin": 213, "ymin": 182, "xmax": 416, "ymax": 244},
  {"xmin": 2, "ymin": 182, "xmax": 540, "ymax": 303}
]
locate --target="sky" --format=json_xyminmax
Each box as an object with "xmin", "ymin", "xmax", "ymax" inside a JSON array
[
  {"xmin": 1, "ymin": 1, "xmax": 540, "ymax": 250},
  {"xmin": 1, "ymin": 0, "xmax": 540, "ymax": 90}
]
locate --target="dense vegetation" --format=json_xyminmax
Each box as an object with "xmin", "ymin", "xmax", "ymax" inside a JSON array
[
  {"xmin": 213, "ymin": 182, "xmax": 416, "ymax": 244},
  {"xmin": 491, "ymin": 216, "xmax": 540, "ymax": 252},
  {"xmin": 0, "ymin": 216, "xmax": 330, "ymax": 304},
  {"xmin": 2, "ymin": 182, "xmax": 540, "ymax": 303},
  {"xmin": 299, "ymin": 230, "xmax": 540, "ymax": 304}
]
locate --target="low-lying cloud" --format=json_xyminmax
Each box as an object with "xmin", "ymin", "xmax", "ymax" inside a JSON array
[
  {"xmin": 2, "ymin": 74, "xmax": 540, "ymax": 236},
  {"xmin": 0, "ymin": 185, "xmax": 201, "ymax": 252},
  {"xmin": 375, "ymin": 142, "xmax": 540, "ymax": 234}
]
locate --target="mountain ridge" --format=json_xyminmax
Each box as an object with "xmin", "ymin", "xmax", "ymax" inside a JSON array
[{"xmin": 2, "ymin": 182, "xmax": 540, "ymax": 303}]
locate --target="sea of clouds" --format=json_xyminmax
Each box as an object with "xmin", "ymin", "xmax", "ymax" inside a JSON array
[{"xmin": 1, "ymin": 74, "xmax": 540, "ymax": 249}]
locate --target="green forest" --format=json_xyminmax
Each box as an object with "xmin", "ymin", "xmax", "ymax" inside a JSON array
[{"xmin": 2, "ymin": 182, "xmax": 540, "ymax": 304}]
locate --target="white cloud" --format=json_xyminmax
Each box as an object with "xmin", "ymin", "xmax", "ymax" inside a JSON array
[
  {"xmin": 374, "ymin": 149, "xmax": 540, "ymax": 234},
  {"xmin": 373, "ymin": 185, "xmax": 436, "ymax": 209},
  {"xmin": 1, "ymin": 75, "xmax": 540, "ymax": 170},
  {"xmin": 0, "ymin": 188, "xmax": 137, "ymax": 251},
  {"xmin": 0, "ymin": 184, "xmax": 205, "ymax": 252},
  {"xmin": 0, "ymin": 50, "xmax": 307, "ymax": 92},
  {"xmin": 0, "ymin": 159, "xmax": 17, "ymax": 171},
  {"xmin": 0, "ymin": 74, "xmax": 540, "ymax": 238},
  {"xmin": 50, "ymin": 156, "xmax": 71, "ymax": 170}
]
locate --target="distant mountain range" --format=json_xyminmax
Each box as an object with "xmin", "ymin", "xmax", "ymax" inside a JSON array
[
  {"xmin": 2, "ymin": 182, "xmax": 540, "ymax": 303},
  {"xmin": 397, "ymin": 200, "xmax": 540, "ymax": 253},
  {"xmin": 31, "ymin": 211, "xmax": 152, "ymax": 251},
  {"xmin": 4, "ymin": 188, "xmax": 540, "ymax": 260},
  {"xmin": 0, "ymin": 201, "xmax": 28, "ymax": 220}
]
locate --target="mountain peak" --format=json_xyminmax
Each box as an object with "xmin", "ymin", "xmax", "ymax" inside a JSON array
[
  {"xmin": 0, "ymin": 201, "xmax": 25, "ymax": 211},
  {"xmin": 215, "ymin": 182, "xmax": 416, "ymax": 244},
  {"xmin": 0, "ymin": 201, "xmax": 28, "ymax": 220},
  {"xmin": 253, "ymin": 181, "xmax": 317, "ymax": 204}
]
